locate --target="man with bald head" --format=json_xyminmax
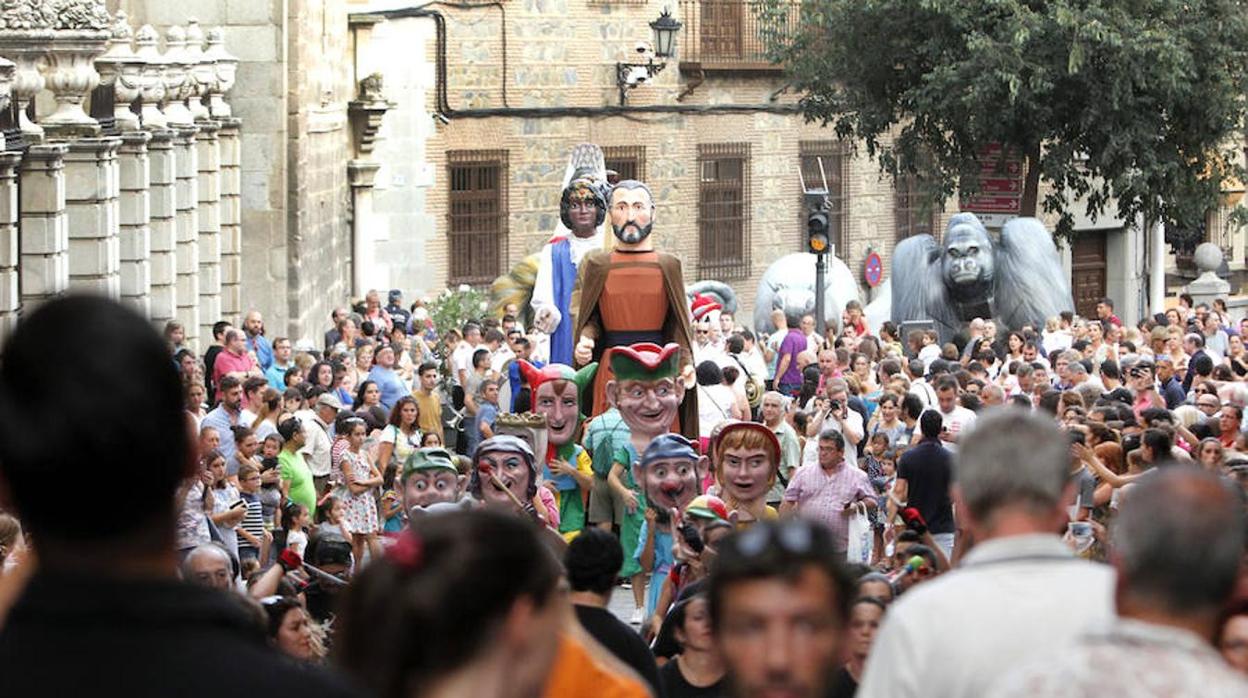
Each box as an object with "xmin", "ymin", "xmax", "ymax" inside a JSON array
[{"xmin": 242, "ymin": 310, "xmax": 272, "ymax": 371}]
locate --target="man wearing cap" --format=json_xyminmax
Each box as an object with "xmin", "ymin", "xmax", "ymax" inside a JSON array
[
  {"xmin": 385, "ymin": 289, "xmax": 411, "ymax": 333},
  {"xmin": 401, "ymin": 447, "xmax": 466, "ymax": 517},
  {"xmin": 712, "ymin": 420, "xmax": 782, "ymax": 527},
  {"xmin": 602, "ymin": 343, "xmax": 689, "ymax": 623},
  {"xmin": 520, "ymin": 360, "xmax": 598, "ymax": 540},
  {"xmin": 298, "ymin": 392, "xmax": 340, "ymax": 492}
]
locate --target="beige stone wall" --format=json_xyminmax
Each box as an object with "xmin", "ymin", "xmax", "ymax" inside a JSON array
[
  {"xmin": 285, "ymin": 0, "xmax": 353, "ymax": 342},
  {"xmin": 119, "ymin": 0, "xmax": 356, "ymax": 344},
  {"xmin": 413, "ymin": 0, "xmax": 930, "ymax": 321}
]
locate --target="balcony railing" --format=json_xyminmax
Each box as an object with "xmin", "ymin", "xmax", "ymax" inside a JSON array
[{"xmin": 678, "ymin": 0, "xmax": 798, "ymax": 72}]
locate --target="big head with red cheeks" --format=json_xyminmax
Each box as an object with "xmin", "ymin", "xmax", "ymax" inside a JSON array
[
  {"xmin": 520, "ymin": 361, "xmax": 598, "ymax": 449},
  {"xmin": 634, "ymin": 433, "xmax": 708, "ymax": 525},
  {"xmin": 468, "ymin": 435, "xmax": 537, "ymax": 514},
  {"xmin": 605, "ymin": 343, "xmax": 686, "ymax": 453}
]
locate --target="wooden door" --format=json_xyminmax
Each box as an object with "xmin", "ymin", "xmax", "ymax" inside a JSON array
[
  {"xmin": 701, "ymin": 0, "xmax": 743, "ymax": 61},
  {"xmin": 1071, "ymin": 234, "xmax": 1107, "ymax": 318}
]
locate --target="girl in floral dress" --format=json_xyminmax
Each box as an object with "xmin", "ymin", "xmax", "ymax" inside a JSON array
[{"xmin": 339, "ymin": 417, "xmax": 382, "ymax": 566}]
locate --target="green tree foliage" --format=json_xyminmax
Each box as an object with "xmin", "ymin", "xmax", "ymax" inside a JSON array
[{"xmin": 759, "ymin": 0, "xmax": 1248, "ymax": 236}]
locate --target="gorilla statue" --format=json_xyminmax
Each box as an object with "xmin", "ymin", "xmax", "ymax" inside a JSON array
[{"xmin": 891, "ymin": 213, "xmax": 1073, "ymax": 342}]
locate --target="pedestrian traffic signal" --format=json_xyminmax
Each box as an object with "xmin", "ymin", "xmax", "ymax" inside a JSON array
[{"xmin": 807, "ymin": 210, "xmax": 829, "ymax": 255}]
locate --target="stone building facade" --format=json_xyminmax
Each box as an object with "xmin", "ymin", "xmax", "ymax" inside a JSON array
[
  {"xmin": 118, "ymin": 0, "xmax": 355, "ymax": 344},
  {"xmin": 355, "ymin": 0, "xmax": 949, "ymax": 321},
  {"xmin": 0, "ymin": 0, "xmax": 365, "ymax": 351}
]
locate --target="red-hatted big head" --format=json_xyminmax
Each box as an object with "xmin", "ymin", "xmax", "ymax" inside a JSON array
[
  {"xmin": 606, "ymin": 343, "xmax": 685, "ymax": 441},
  {"xmin": 520, "ymin": 361, "xmax": 597, "ymax": 447}
]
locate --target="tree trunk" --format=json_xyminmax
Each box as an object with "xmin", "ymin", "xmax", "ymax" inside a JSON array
[{"xmin": 1020, "ymin": 142, "xmax": 1041, "ymax": 217}]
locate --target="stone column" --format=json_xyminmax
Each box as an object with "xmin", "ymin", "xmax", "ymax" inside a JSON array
[
  {"xmin": 348, "ymin": 160, "xmax": 381, "ymax": 298},
  {"xmin": 118, "ymin": 130, "xmax": 152, "ymax": 317},
  {"xmin": 18, "ymin": 144, "xmax": 70, "ymax": 308},
  {"xmin": 173, "ymin": 125, "xmax": 200, "ymax": 346},
  {"xmin": 0, "ymin": 152, "xmax": 22, "ymax": 340},
  {"xmin": 195, "ymin": 120, "xmax": 222, "ymax": 341},
  {"xmin": 64, "ymin": 137, "xmax": 122, "ymax": 297},
  {"xmin": 147, "ymin": 129, "xmax": 177, "ymax": 329},
  {"xmin": 218, "ymin": 117, "xmax": 242, "ymax": 324}
]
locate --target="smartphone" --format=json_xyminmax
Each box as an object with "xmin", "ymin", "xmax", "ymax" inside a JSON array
[{"xmin": 230, "ymin": 499, "xmax": 246, "ymax": 510}]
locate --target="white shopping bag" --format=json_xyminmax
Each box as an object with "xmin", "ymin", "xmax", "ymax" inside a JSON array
[{"xmin": 846, "ymin": 502, "xmax": 874, "ymax": 565}]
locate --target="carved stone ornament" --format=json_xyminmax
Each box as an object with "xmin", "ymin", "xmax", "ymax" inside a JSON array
[
  {"xmin": 203, "ymin": 26, "xmax": 237, "ymax": 118},
  {"xmin": 133, "ymin": 23, "xmax": 166, "ymax": 129},
  {"xmin": 94, "ymin": 9, "xmax": 142, "ymax": 132},
  {"xmin": 184, "ymin": 18, "xmax": 213, "ymax": 121},
  {"xmin": 160, "ymin": 24, "xmax": 194, "ymax": 127},
  {"xmin": 0, "ymin": 0, "xmax": 111, "ymax": 32}
]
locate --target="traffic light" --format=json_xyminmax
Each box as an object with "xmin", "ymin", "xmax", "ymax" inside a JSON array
[{"xmin": 807, "ymin": 210, "xmax": 829, "ymax": 255}]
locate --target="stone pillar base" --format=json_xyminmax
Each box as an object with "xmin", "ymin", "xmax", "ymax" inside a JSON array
[
  {"xmin": 64, "ymin": 137, "xmax": 122, "ymax": 298},
  {"xmin": 18, "ymin": 143, "xmax": 70, "ymax": 311},
  {"xmin": 0, "ymin": 151, "xmax": 22, "ymax": 343},
  {"xmin": 173, "ymin": 125, "xmax": 200, "ymax": 347},
  {"xmin": 196, "ymin": 120, "xmax": 222, "ymax": 341},
  {"xmin": 148, "ymin": 129, "xmax": 177, "ymax": 329},
  {"xmin": 118, "ymin": 131, "xmax": 153, "ymax": 318},
  {"xmin": 218, "ymin": 117, "xmax": 242, "ymax": 323}
]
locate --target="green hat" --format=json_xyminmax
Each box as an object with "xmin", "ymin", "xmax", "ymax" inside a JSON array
[
  {"xmin": 402, "ymin": 447, "xmax": 458, "ymax": 480},
  {"xmin": 608, "ymin": 342, "xmax": 682, "ymax": 382}
]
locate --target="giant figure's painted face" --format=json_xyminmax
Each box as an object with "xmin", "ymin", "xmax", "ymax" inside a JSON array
[
  {"xmin": 403, "ymin": 470, "xmax": 460, "ymax": 512},
  {"xmin": 713, "ymin": 423, "xmax": 781, "ymax": 508},
  {"xmin": 941, "ymin": 223, "xmax": 995, "ymax": 290},
  {"xmin": 609, "ymin": 184, "xmax": 654, "ymax": 244},
  {"xmin": 614, "ymin": 377, "xmax": 682, "ymax": 437},
  {"xmin": 475, "ymin": 449, "xmax": 534, "ymax": 511},
  {"xmin": 639, "ymin": 455, "xmax": 702, "ymax": 521},
  {"xmin": 559, "ymin": 177, "xmax": 606, "ymax": 237},
  {"xmin": 534, "ymin": 380, "xmax": 580, "ymax": 446}
]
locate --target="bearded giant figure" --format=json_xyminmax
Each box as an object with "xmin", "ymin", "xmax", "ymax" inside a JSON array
[{"xmin": 891, "ymin": 213, "xmax": 1073, "ymax": 343}]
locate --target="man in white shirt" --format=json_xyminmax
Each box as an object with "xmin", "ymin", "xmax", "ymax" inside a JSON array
[
  {"xmin": 930, "ymin": 375, "xmax": 976, "ymax": 444},
  {"xmin": 296, "ymin": 391, "xmax": 338, "ymax": 492},
  {"xmin": 858, "ymin": 409, "xmax": 1115, "ymax": 698},
  {"xmin": 991, "ymin": 468, "xmax": 1247, "ymax": 697},
  {"xmin": 451, "ymin": 323, "xmax": 482, "ymax": 389},
  {"xmin": 802, "ymin": 378, "xmax": 864, "ymax": 468}
]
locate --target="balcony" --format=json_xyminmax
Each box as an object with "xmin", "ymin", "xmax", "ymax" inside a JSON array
[{"xmin": 678, "ymin": 0, "xmax": 798, "ymax": 74}]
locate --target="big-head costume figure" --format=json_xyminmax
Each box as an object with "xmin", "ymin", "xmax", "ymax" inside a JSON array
[
  {"xmin": 634, "ymin": 433, "xmax": 707, "ymax": 526},
  {"xmin": 712, "ymin": 420, "xmax": 781, "ymax": 527},
  {"xmin": 573, "ymin": 180, "xmax": 697, "ymax": 438},
  {"xmin": 469, "ymin": 435, "xmax": 540, "ymax": 518},
  {"xmin": 400, "ymin": 447, "xmax": 467, "ymax": 518},
  {"xmin": 531, "ymin": 175, "xmax": 608, "ymax": 364},
  {"xmin": 605, "ymin": 343, "xmax": 690, "ymax": 586},
  {"xmin": 519, "ymin": 360, "xmax": 598, "ymax": 540}
]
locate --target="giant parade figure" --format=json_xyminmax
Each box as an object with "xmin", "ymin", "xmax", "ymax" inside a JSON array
[
  {"xmin": 573, "ymin": 180, "xmax": 698, "ymax": 438},
  {"xmin": 518, "ymin": 359, "xmax": 598, "ymax": 540},
  {"xmin": 530, "ymin": 173, "xmax": 608, "ymax": 365}
]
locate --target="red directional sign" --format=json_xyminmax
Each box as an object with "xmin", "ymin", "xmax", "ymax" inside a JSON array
[{"xmin": 961, "ymin": 144, "xmax": 1024, "ymax": 216}]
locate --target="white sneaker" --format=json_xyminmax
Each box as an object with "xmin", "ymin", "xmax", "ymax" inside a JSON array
[{"xmin": 629, "ymin": 608, "xmax": 644, "ymax": 625}]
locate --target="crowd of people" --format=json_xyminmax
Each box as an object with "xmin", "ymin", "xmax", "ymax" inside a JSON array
[{"xmin": 1, "ymin": 284, "xmax": 1247, "ymax": 698}]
